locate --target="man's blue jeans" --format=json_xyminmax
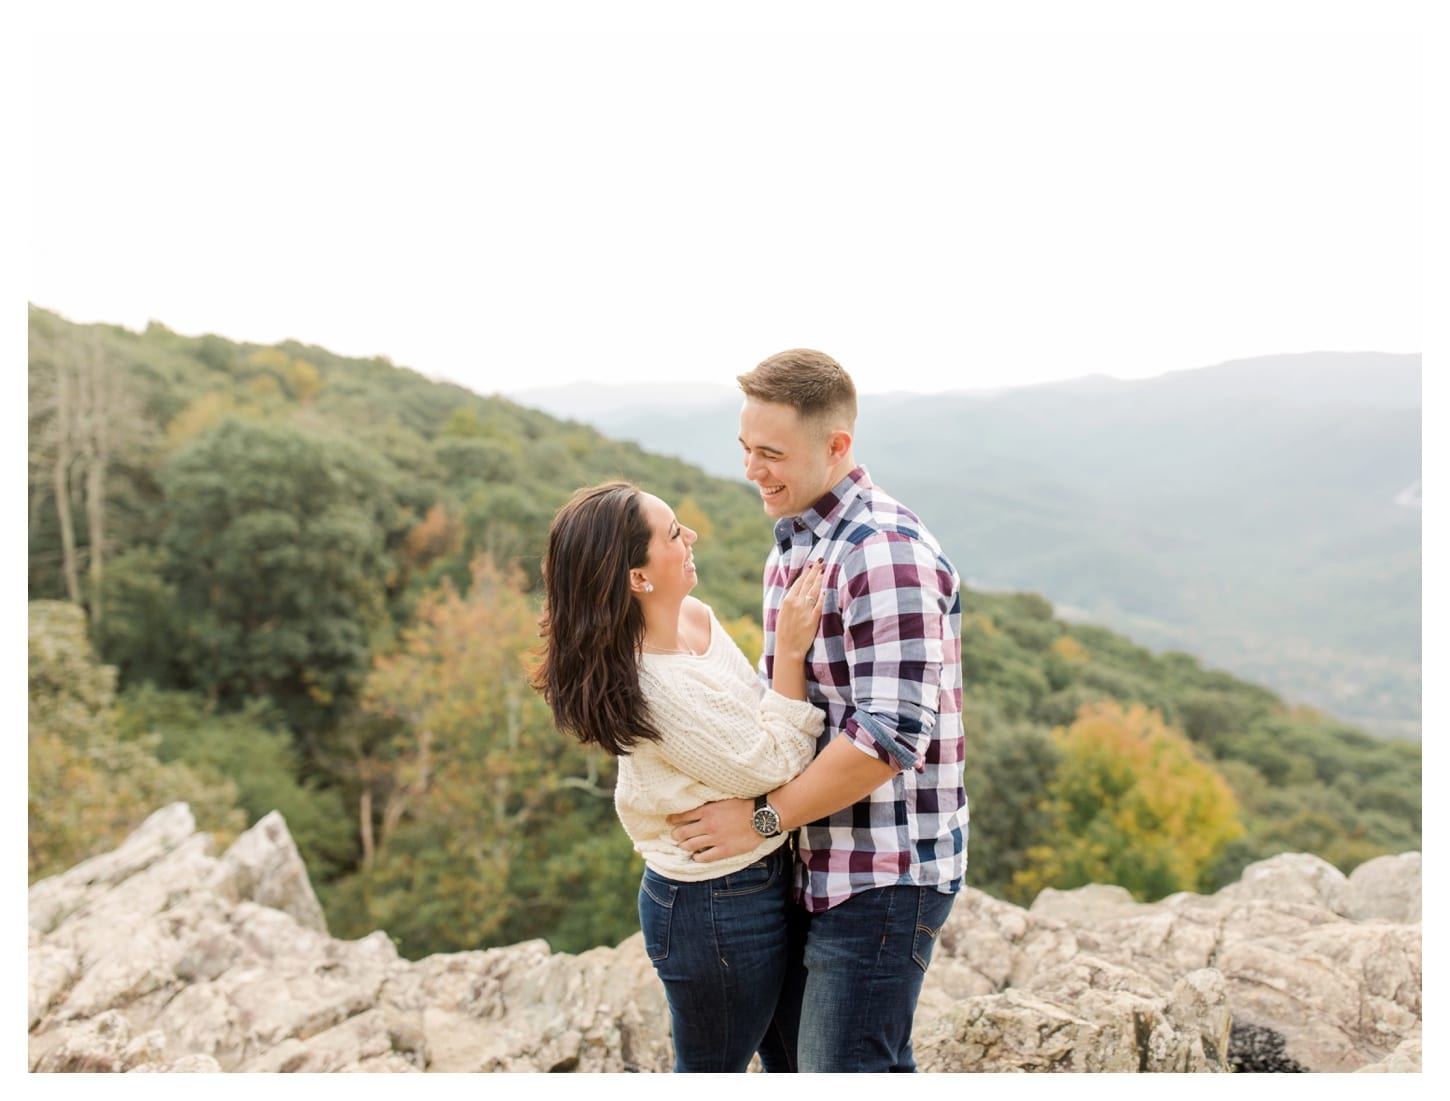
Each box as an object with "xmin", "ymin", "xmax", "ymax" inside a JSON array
[
  {"xmin": 759, "ymin": 884, "xmax": 957, "ymax": 1073},
  {"xmin": 638, "ymin": 847, "xmax": 796, "ymax": 1072}
]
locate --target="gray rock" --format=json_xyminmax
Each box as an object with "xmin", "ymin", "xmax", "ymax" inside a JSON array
[
  {"xmin": 206, "ymin": 809, "xmax": 328, "ymax": 933},
  {"xmin": 30, "ymin": 1009, "xmax": 209, "ymax": 1073},
  {"xmin": 1345, "ymin": 851, "xmax": 1421, "ymax": 923},
  {"xmin": 29, "ymin": 803, "xmax": 1421, "ymax": 1073},
  {"xmin": 28, "ymin": 936, "xmax": 81, "ymax": 1030},
  {"xmin": 28, "ymin": 803, "xmax": 201, "ymax": 937},
  {"xmin": 1030, "ymin": 882, "xmax": 1142, "ymax": 923},
  {"xmin": 32, "ymin": 1011, "xmax": 139, "ymax": 1073},
  {"xmin": 915, "ymin": 957, "xmax": 1231, "ymax": 1073},
  {"xmin": 1213, "ymin": 852, "xmax": 1351, "ymax": 914},
  {"xmin": 1354, "ymin": 1026, "xmax": 1422, "ymax": 1073},
  {"xmin": 129, "ymin": 1053, "xmax": 226, "ymax": 1072},
  {"xmin": 918, "ymin": 864, "xmax": 1420, "ymax": 1072},
  {"xmin": 1214, "ymin": 920, "xmax": 1421, "ymax": 1072}
]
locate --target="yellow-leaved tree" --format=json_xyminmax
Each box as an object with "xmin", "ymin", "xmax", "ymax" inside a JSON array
[
  {"xmin": 327, "ymin": 555, "xmax": 637, "ymax": 957},
  {"xmin": 1014, "ymin": 700, "xmax": 1243, "ymax": 901}
]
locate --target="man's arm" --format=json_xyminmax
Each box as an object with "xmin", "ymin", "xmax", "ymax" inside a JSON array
[{"xmin": 666, "ymin": 736, "xmax": 896, "ymax": 861}]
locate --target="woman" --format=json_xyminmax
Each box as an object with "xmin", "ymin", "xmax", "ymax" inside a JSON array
[{"xmin": 532, "ymin": 481, "xmax": 824, "ymax": 1073}]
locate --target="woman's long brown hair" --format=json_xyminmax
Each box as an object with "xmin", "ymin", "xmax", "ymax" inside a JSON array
[{"xmin": 531, "ymin": 482, "xmax": 663, "ymax": 755}]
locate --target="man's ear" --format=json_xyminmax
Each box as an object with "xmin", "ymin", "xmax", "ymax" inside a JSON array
[{"xmin": 826, "ymin": 429, "xmax": 853, "ymax": 463}]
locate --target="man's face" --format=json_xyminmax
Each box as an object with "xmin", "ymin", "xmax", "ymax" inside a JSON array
[{"xmin": 738, "ymin": 398, "xmax": 839, "ymax": 520}]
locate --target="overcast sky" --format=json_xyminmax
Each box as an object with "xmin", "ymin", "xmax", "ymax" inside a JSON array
[{"xmin": 25, "ymin": 5, "xmax": 1423, "ymax": 397}]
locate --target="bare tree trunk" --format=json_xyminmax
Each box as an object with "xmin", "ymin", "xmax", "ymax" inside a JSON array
[
  {"xmin": 51, "ymin": 363, "xmax": 82, "ymax": 606},
  {"xmin": 86, "ymin": 454, "xmax": 105, "ymax": 626},
  {"xmin": 359, "ymin": 785, "xmax": 375, "ymax": 870},
  {"xmin": 378, "ymin": 724, "xmax": 432, "ymax": 861},
  {"xmin": 81, "ymin": 340, "xmax": 111, "ymax": 629},
  {"xmin": 32, "ymin": 324, "xmax": 143, "ymax": 620}
]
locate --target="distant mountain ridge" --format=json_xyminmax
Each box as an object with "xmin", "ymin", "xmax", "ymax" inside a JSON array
[{"xmin": 511, "ymin": 352, "xmax": 1422, "ymax": 738}]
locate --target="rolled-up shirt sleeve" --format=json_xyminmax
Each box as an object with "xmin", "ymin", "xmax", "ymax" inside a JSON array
[{"xmin": 837, "ymin": 531, "xmax": 952, "ymax": 771}]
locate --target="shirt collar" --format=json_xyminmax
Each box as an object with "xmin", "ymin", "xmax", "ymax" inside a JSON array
[{"xmin": 773, "ymin": 466, "xmax": 872, "ymax": 546}]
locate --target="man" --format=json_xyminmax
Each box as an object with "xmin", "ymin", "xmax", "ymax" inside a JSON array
[{"xmin": 666, "ymin": 348, "xmax": 968, "ymax": 1072}]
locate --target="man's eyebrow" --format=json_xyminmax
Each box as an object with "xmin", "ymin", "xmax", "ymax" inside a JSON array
[{"xmin": 739, "ymin": 436, "xmax": 784, "ymax": 453}]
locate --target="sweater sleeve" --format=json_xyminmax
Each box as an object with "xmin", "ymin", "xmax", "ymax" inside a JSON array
[{"xmin": 640, "ymin": 668, "xmax": 824, "ymax": 799}]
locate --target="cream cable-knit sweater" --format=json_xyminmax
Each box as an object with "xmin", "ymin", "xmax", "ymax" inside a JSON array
[{"xmin": 614, "ymin": 605, "xmax": 824, "ymax": 882}]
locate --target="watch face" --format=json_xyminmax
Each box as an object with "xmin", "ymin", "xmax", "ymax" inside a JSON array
[{"xmin": 752, "ymin": 806, "xmax": 780, "ymax": 836}]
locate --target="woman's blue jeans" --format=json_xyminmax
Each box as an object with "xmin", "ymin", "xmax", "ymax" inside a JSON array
[{"xmin": 638, "ymin": 847, "xmax": 795, "ymax": 1072}]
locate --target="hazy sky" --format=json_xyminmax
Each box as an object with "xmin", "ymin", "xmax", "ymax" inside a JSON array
[{"xmin": 25, "ymin": 5, "xmax": 1423, "ymax": 397}]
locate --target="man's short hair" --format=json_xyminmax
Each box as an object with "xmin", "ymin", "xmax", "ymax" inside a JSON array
[{"xmin": 737, "ymin": 349, "xmax": 858, "ymax": 432}]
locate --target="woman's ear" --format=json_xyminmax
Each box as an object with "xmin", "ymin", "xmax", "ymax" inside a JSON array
[{"xmin": 630, "ymin": 570, "xmax": 653, "ymax": 594}]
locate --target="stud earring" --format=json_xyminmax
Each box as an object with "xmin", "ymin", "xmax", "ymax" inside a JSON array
[{"xmin": 644, "ymin": 582, "xmax": 654, "ymax": 593}]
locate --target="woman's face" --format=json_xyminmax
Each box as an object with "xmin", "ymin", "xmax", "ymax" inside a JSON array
[{"xmin": 638, "ymin": 492, "xmax": 698, "ymax": 600}]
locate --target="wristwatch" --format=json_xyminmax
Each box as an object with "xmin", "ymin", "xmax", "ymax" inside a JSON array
[{"xmin": 751, "ymin": 795, "xmax": 782, "ymax": 838}]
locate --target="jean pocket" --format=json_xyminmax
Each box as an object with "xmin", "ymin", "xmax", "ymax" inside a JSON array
[
  {"xmin": 639, "ymin": 875, "xmax": 677, "ymax": 962},
  {"xmin": 712, "ymin": 854, "xmax": 780, "ymax": 899},
  {"xmin": 910, "ymin": 890, "xmax": 955, "ymax": 972}
]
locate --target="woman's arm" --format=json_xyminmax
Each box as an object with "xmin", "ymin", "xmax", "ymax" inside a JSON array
[
  {"xmin": 645, "ymin": 567, "xmax": 825, "ymax": 797},
  {"xmin": 645, "ymin": 673, "xmax": 823, "ymax": 797}
]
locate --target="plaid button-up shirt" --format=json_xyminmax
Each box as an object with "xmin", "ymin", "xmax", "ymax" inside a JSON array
[{"xmin": 763, "ymin": 466, "xmax": 968, "ymax": 912}]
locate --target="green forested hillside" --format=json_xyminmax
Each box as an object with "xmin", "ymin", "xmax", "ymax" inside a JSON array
[
  {"xmin": 956, "ymin": 590, "xmax": 1420, "ymax": 900},
  {"xmin": 28, "ymin": 308, "xmax": 1420, "ymax": 958}
]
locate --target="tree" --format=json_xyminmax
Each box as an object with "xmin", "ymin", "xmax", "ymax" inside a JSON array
[
  {"xmin": 28, "ymin": 601, "xmax": 245, "ymax": 881},
  {"xmin": 77, "ymin": 334, "xmax": 120, "ymax": 628},
  {"xmin": 399, "ymin": 503, "xmax": 464, "ymax": 577},
  {"xmin": 29, "ymin": 315, "xmax": 91, "ymax": 607},
  {"xmin": 93, "ymin": 546, "xmax": 183, "ymax": 687},
  {"xmin": 329, "ymin": 556, "xmax": 622, "ymax": 956},
  {"xmin": 111, "ymin": 686, "xmax": 355, "ymax": 881},
  {"xmin": 1014, "ymin": 701, "xmax": 1244, "ymax": 901},
  {"xmin": 961, "ymin": 700, "xmax": 1062, "ymax": 901},
  {"xmin": 28, "ymin": 315, "xmax": 148, "ymax": 625},
  {"xmin": 157, "ymin": 417, "xmax": 404, "ymax": 740}
]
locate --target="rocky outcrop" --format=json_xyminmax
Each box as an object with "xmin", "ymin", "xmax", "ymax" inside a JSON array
[
  {"xmin": 911, "ymin": 850, "xmax": 1422, "ymax": 1073},
  {"xmin": 915, "ymin": 959, "xmax": 1232, "ymax": 1072},
  {"xmin": 28, "ymin": 804, "xmax": 1421, "ymax": 1073},
  {"xmin": 28, "ymin": 805, "xmax": 669, "ymax": 1073}
]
